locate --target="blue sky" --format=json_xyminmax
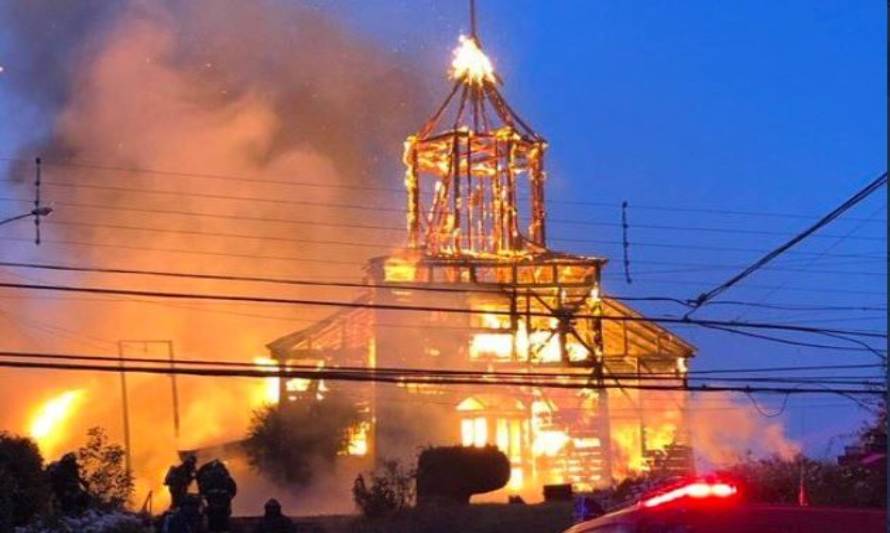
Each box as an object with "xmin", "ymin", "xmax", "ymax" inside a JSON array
[
  {"xmin": 326, "ymin": 0, "xmax": 888, "ymax": 452},
  {"xmin": 0, "ymin": 0, "xmax": 885, "ymax": 456}
]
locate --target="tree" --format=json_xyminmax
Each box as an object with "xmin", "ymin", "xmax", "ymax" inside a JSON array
[
  {"xmin": 353, "ymin": 460, "xmax": 415, "ymax": 518},
  {"xmin": 244, "ymin": 393, "xmax": 360, "ymax": 486},
  {"xmin": 76, "ymin": 427, "xmax": 133, "ymax": 511},
  {"xmin": 0, "ymin": 432, "xmax": 48, "ymax": 529},
  {"xmin": 722, "ymin": 452, "xmax": 885, "ymax": 508}
]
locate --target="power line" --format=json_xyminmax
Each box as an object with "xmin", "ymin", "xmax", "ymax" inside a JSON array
[
  {"xmin": 0, "ymin": 259, "xmax": 882, "ymax": 310},
  {"xmin": 32, "ymin": 179, "xmax": 886, "ymax": 243},
  {"xmin": 0, "ymin": 278, "xmax": 883, "ymax": 339},
  {"xmin": 705, "ymin": 301, "xmax": 887, "ymax": 313},
  {"xmin": 36, "ymin": 218, "xmax": 885, "ymax": 277},
  {"xmin": 0, "ymin": 349, "xmax": 880, "ymax": 385},
  {"xmin": 688, "ymin": 171, "xmax": 888, "ymax": 312},
  {"xmin": 2, "ymin": 196, "xmax": 883, "ymax": 262},
  {"xmin": 0, "ymin": 355, "xmax": 881, "ymax": 396},
  {"xmin": 4, "ymin": 156, "xmax": 885, "ymax": 224},
  {"xmin": 729, "ymin": 202, "xmax": 887, "ymax": 324},
  {"xmin": 687, "ymin": 363, "xmax": 885, "ymax": 375},
  {"xmin": 2, "ymin": 213, "xmax": 883, "ymax": 278},
  {"xmin": 694, "ymin": 322, "xmax": 886, "ymax": 358}
]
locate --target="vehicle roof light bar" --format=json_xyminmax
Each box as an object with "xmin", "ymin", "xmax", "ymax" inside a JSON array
[{"xmin": 642, "ymin": 481, "xmax": 738, "ymax": 508}]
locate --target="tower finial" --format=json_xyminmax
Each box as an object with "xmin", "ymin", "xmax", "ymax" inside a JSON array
[{"xmin": 469, "ymin": 0, "xmax": 477, "ymax": 40}]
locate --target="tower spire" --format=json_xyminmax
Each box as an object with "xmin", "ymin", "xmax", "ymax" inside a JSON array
[
  {"xmin": 469, "ymin": 0, "xmax": 478, "ymax": 41},
  {"xmin": 402, "ymin": 6, "xmax": 547, "ymax": 256}
]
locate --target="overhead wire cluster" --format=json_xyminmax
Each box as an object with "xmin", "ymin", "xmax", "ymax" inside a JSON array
[
  {"xmin": 0, "ymin": 350, "xmax": 882, "ymax": 396},
  {"xmin": 0, "ymin": 155, "xmax": 885, "ymax": 405}
]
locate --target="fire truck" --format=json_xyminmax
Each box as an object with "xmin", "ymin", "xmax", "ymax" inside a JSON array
[{"xmin": 564, "ymin": 477, "xmax": 886, "ymax": 533}]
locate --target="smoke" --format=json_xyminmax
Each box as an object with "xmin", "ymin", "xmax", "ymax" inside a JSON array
[
  {"xmin": 0, "ymin": 0, "xmax": 803, "ymax": 514},
  {"xmin": 687, "ymin": 392, "xmax": 800, "ymax": 468},
  {"xmin": 0, "ymin": 0, "xmax": 428, "ymax": 515}
]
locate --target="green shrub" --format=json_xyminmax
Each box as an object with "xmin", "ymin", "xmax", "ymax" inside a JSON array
[
  {"xmin": 244, "ymin": 392, "xmax": 360, "ymax": 486},
  {"xmin": 77, "ymin": 427, "xmax": 133, "ymax": 510},
  {"xmin": 353, "ymin": 460, "xmax": 415, "ymax": 518},
  {"xmin": 0, "ymin": 432, "xmax": 49, "ymax": 529}
]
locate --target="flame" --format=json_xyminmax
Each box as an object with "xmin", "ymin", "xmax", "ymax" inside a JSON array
[
  {"xmin": 252, "ymin": 357, "xmax": 280, "ymax": 406},
  {"xmin": 29, "ymin": 389, "xmax": 85, "ymax": 457},
  {"xmin": 384, "ymin": 256, "xmax": 418, "ymax": 282},
  {"xmin": 533, "ymin": 430, "xmax": 570, "ymax": 457},
  {"xmin": 461, "ymin": 416, "xmax": 488, "ymax": 447},
  {"xmin": 469, "ymin": 315, "xmax": 587, "ymax": 362},
  {"xmin": 346, "ymin": 422, "xmax": 370, "ymax": 456},
  {"xmin": 611, "ymin": 423, "xmax": 646, "ymax": 473},
  {"xmin": 451, "ymin": 35, "xmax": 494, "ymax": 84}
]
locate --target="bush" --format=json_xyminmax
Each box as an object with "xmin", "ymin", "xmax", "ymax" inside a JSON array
[
  {"xmin": 243, "ymin": 392, "xmax": 360, "ymax": 486},
  {"xmin": 416, "ymin": 446, "xmax": 510, "ymax": 505},
  {"xmin": 353, "ymin": 460, "xmax": 415, "ymax": 518},
  {"xmin": 77, "ymin": 427, "xmax": 133, "ymax": 511},
  {"xmin": 0, "ymin": 432, "xmax": 48, "ymax": 529},
  {"xmin": 16, "ymin": 509, "xmax": 148, "ymax": 532},
  {"xmin": 723, "ymin": 454, "xmax": 885, "ymax": 508}
]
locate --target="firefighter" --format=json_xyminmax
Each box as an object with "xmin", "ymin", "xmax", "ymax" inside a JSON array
[
  {"xmin": 46, "ymin": 452, "xmax": 90, "ymax": 515},
  {"xmin": 196, "ymin": 459, "xmax": 237, "ymax": 532},
  {"xmin": 164, "ymin": 454, "xmax": 197, "ymax": 509},
  {"xmin": 161, "ymin": 493, "xmax": 203, "ymax": 533},
  {"xmin": 253, "ymin": 499, "xmax": 296, "ymax": 533}
]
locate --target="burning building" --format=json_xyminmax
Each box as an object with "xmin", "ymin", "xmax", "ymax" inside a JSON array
[{"xmin": 265, "ymin": 32, "xmax": 695, "ymax": 494}]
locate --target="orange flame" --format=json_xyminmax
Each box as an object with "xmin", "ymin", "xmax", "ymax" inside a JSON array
[
  {"xmin": 29, "ymin": 389, "xmax": 85, "ymax": 457},
  {"xmin": 451, "ymin": 35, "xmax": 494, "ymax": 84},
  {"xmin": 252, "ymin": 357, "xmax": 280, "ymax": 406}
]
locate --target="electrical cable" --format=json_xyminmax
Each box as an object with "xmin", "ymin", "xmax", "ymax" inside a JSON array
[
  {"xmin": 0, "ymin": 278, "xmax": 883, "ymax": 339},
  {"xmin": 0, "ymin": 357, "xmax": 881, "ymax": 395},
  {"xmin": 3, "ymin": 156, "xmax": 885, "ymax": 223},
  {"xmin": 688, "ymin": 171, "xmax": 888, "ymax": 313},
  {"xmin": 0, "ymin": 350, "xmax": 880, "ymax": 386}
]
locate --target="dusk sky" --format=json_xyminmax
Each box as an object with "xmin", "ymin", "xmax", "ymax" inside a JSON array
[
  {"xmin": 0, "ymin": 0, "xmax": 885, "ymax": 459},
  {"xmin": 330, "ymin": 0, "xmax": 888, "ymax": 451}
]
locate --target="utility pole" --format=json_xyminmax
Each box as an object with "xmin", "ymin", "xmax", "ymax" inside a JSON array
[
  {"xmin": 117, "ymin": 341, "xmax": 133, "ymax": 478},
  {"xmin": 117, "ymin": 339, "xmax": 179, "ymax": 480},
  {"xmin": 0, "ymin": 158, "xmax": 52, "ymax": 235}
]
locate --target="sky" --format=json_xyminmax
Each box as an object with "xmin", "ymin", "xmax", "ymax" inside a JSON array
[
  {"xmin": 325, "ymin": 0, "xmax": 887, "ymax": 452},
  {"xmin": 0, "ymin": 0, "xmax": 886, "ymax": 459}
]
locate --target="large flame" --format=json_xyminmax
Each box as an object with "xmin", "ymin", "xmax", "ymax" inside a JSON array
[
  {"xmin": 29, "ymin": 389, "xmax": 85, "ymax": 458},
  {"xmin": 469, "ymin": 314, "xmax": 588, "ymax": 363},
  {"xmin": 252, "ymin": 357, "xmax": 280, "ymax": 406},
  {"xmin": 451, "ymin": 35, "xmax": 494, "ymax": 84}
]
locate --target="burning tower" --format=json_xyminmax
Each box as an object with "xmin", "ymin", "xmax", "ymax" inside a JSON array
[{"xmin": 267, "ymin": 27, "xmax": 695, "ymax": 493}]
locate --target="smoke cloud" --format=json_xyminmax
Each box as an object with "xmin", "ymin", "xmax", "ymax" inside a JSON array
[{"xmin": 0, "ymin": 0, "xmax": 428, "ymax": 514}]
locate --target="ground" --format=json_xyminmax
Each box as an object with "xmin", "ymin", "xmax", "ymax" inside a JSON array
[{"xmin": 233, "ymin": 502, "xmax": 575, "ymax": 533}]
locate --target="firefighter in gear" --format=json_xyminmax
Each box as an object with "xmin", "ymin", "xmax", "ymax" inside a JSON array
[
  {"xmin": 253, "ymin": 498, "xmax": 296, "ymax": 533},
  {"xmin": 161, "ymin": 493, "xmax": 203, "ymax": 533},
  {"xmin": 196, "ymin": 459, "xmax": 237, "ymax": 532},
  {"xmin": 46, "ymin": 452, "xmax": 90, "ymax": 515},
  {"xmin": 164, "ymin": 455, "xmax": 197, "ymax": 509}
]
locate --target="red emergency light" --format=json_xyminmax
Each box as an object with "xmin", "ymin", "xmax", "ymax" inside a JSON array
[{"xmin": 642, "ymin": 480, "xmax": 739, "ymax": 508}]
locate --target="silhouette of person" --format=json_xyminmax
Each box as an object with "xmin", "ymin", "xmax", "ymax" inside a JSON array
[
  {"xmin": 162, "ymin": 493, "xmax": 203, "ymax": 533},
  {"xmin": 46, "ymin": 453, "xmax": 90, "ymax": 515},
  {"xmin": 165, "ymin": 455, "xmax": 197, "ymax": 509},
  {"xmin": 196, "ymin": 459, "xmax": 237, "ymax": 532},
  {"xmin": 253, "ymin": 498, "xmax": 296, "ymax": 533}
]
